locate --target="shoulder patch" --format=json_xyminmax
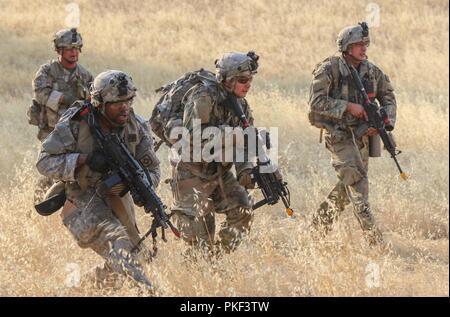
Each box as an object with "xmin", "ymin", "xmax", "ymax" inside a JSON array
[{"xmin": 140, "ymin": 154, "xmax": 153, "ymax": 168}]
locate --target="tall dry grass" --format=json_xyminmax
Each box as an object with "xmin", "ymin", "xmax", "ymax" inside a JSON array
[{"xmin": 0, "ymin": 0, "xmax": 448, "ymax": 296}]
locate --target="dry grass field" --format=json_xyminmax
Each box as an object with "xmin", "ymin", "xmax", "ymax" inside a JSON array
[{"xmin": 0, "ymin": 0, "xmax": 448, "ymax": 296}]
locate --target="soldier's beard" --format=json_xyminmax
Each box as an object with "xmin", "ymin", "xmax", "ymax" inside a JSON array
[{"xmin": 100, "ymin": 109, "xmax": 128, "ymax": 128}]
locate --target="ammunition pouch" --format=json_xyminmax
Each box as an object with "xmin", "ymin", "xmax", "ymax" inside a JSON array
[
  {"xmin": 27, "ymin": 99, "xmax": 46, "ymax": 127},
  {"xmin": 353, "ymin": 122, "xmax": 369, "ymax": 138},
  {"xmin": 369, "ymin": 134, "xmax": 381, "ymax": 157},
  {"xmin": 308, "ymin": 111, "xmax": 336, "ymax": 132},
  {"xmin": 352, "ymin": 123, "xmax": 382, "ymax": 157}
]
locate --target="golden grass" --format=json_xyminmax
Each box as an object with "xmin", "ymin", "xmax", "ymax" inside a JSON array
[{"xmin": 0, "ymin": 0, "xmax": 448, "ymax": 296}]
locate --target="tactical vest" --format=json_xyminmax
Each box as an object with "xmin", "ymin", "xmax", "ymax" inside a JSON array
[
  {"xmin": 61, "ymin": 111, "xmax": 143, "ymax": 246},
  {"xmin": 48, "ymin": 61, "xmax": 91, "ymax": 125},
  {"xmin": 65, "ymin": 111, "xmax": 141, "ymax": 200},
  {"xmin": 309, "ymin": 56, "xmax": 376, "ymax": 129},
  {"xmin": 207, "ymin": 83, "xmax": 253, "ymax": 128},
  {"xmin": 177, "ymin": 83, "xmax": 252, "ymax": 179},
  {"xmin": 51, "ymin": 61, "xmax": 89, "ymax": 99},
  {"xmin": 150, "ymin": 69, "xmax": 217, "ymax": 147}
]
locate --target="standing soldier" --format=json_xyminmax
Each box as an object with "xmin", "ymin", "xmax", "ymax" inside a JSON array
[
  {"xmin": 28, "ymin": 28, "xmax": 93, "ymax": 202},
  {"xmin": 36, "ymin": 70, "xmax": 160, "ymax": 290},
  {"xmin": 165, "ymin": 52, "xmax": 261, "ymax": 255},
  {"xmin": 308, "ymin": 22, "xmax": 397, "ymax": 246}
]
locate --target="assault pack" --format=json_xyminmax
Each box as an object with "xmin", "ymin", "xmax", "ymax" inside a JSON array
[
  {"xmin": 149, "ymin": 69, "xmax": 217, "ymax": 149},
  {"xmin": 307, "ymin": 55, "xmax": 342, "ymax": 132}
]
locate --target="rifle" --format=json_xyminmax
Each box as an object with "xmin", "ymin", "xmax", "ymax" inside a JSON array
[
  {"xmin": 224, "ymin": 94, "xmax": 295, "ymax": 216},
  {"xmin": 82, "ymin": 103, "xmax": 180, "ymax": 254},
  {"xmin": 251, "ymin": 154, "xmax": 294, "ymax": 217},
  {"xmin": 348, "ymin": 65, "xmax": 408, "ymax": 180}
]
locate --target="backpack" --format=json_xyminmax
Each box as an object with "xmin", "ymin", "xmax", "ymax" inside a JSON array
[
  {"xmin": 308, "ymin": 56, "xmax": 342, "ymax": 131},
  {"xmin": 149, "ymin": 69, "xmax": 217, "ymax": 148}
]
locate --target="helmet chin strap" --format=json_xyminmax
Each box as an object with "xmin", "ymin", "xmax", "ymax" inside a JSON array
[{"xmin": 222, "ymin": 78, "xmax": 237, "ymax": 96}]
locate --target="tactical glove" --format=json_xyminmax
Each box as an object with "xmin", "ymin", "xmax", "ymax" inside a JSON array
[
  {"xmin": 86, "ymin": 150, "xmax": 110, "ymax": 173},
  {"xmin": 131, "ymin": 191, "xmax": 144, "ymax": 207},
  {"xmin": 238, "ymin": 169, "xmax": 255, "ymax": 189},
  {"xmin": 273, "ymin": 168, "xmax": 283, "ymax": 181}
]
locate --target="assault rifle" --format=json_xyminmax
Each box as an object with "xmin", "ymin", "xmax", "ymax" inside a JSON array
[
  {"xmin": 224, "ymin": 94, "xmax": 294, "ymax": 216},
  {"xmin": 348, "ymin": 65, "xmax": 408, "ymax": 180},
  {"xmin": 83, "ymin": 103, "xmax": 180, "ymax": 253},
  {"xmin": 251, "ymin": 137, "xmax": 294, "ymax": 217}
]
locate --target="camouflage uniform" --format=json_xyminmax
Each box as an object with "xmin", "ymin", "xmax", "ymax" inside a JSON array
[
  {"xmin": 308, "ymin": 23, "xmax": 397, "ymax": 246},
  {"xmin": 31, "ymin": 28, "xmax": 93, "ymax": 202},
  {"xmin": 36, "ymin": 71, "xmax": 160, "ymax": 289},
  {"xmin": 31, "ymin": 28, "xmax": 93, "ymax": 141},
  {"xmin": 32, "ymin": 59, "xmax": 93, "ymax": 139},
  {"xmin": 170, "ymin": 52, "xmax": 259, "ymax": 254}
]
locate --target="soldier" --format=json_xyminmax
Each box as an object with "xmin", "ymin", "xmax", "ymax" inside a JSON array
[
  {"xmin": 29, "ymin": 28, "xmax": 93, "ymax": 202},
  {"xmin": 168, "ymin": 52, "xmax": 261, "ymax": 255},
  {"xmin": 308, "ymin": 22, "xmax": 397, "ymax": 246},
  {"xmin": 36, "ymin": 70, "xmax": 160, "ymax": 290}
]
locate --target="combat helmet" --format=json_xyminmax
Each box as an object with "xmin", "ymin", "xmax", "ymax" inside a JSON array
[
  {"xmin": 215, "ymin": 51, "xmax": 259, "ymax": 82},
  {"xmin": 53, "ymin": 28, "xmax": 83, "ymax": 51},
  {"xmin": 90, "ymin": 70, "xmax": 137, "ymax": 107},
  {"xmin": 336, "ymin": 22, "xmax": 370, "ymax": 52}
]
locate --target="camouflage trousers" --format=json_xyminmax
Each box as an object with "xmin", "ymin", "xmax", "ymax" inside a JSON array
[
  {"xmin": 171, "ymin": 165, "xmax": 254, "ymax": 254},
  {"xmin": 62, "ymin": 189, "xmax": 153, "ymax": 289},
  {"xmin": 312, "ymin": 128, "xmax": 383, "ymax": 246}
]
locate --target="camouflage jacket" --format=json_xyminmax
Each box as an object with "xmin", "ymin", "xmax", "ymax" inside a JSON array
[
  {"xmin": 36, "ymin": 105, "xmax": 161, "ymax": 201},
  {"xmin": 308, "ymin": 55, "xmax": 397, "ymax": 129},
  {"xmin": 180, "ymin": 81, "xmax": 255, "ymax": 177},
  {"xmin": 32, "ymin": 59, "xmax": 94, "ymax": 128}
]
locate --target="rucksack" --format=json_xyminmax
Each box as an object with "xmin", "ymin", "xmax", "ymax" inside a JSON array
[
  {"xmin": 149, "ymin": 69, "xmax": 217, "ymax": 148},
  {"xmin": 308, "ymin": 55, "xmax": 342, "ymax": 131}
]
